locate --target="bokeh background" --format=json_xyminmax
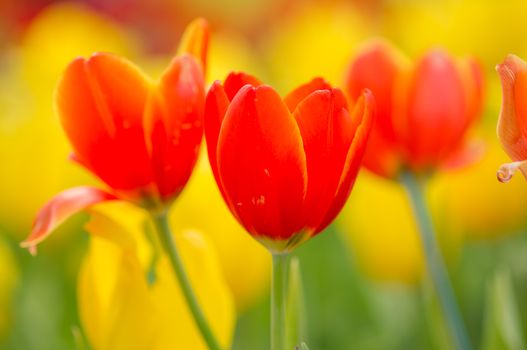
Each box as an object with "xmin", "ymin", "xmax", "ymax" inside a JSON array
[{"xmin": 2, "ymin": 0, "xmax": 527, "ymax": 349}]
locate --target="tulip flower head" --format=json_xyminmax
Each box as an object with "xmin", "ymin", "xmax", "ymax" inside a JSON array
[
  {"xmin": 496, "ymin": 54, "xmax": 527, "ymax": 183},
  {"xmin": 345, "ymin": 40, "xmax": 483, "ymax": 180},
  {"xmin": 205, "ymin": 73, "xmax": 374, "ymax": 253},
  {"xmin": 21, "ymin": 18, "xmax": 209, "ymax": 253}
]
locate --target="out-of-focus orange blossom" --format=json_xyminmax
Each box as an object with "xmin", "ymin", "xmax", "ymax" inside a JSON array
[
  {"xmin": 80, "ymin": 202, "xmax": 235, "ymax": 350},
  {"xmin": 172, "ymin": 153, "xmax": 271, "ymax": 311}
]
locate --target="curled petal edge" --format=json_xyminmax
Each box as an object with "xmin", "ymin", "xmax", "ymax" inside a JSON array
[
  {"xmin": 21, "ymin": 186, "xmax": 117, "ymax": 255},
  {"xmin": 497, "ymin": 160, "xmax": 527, "ymax": 183}
]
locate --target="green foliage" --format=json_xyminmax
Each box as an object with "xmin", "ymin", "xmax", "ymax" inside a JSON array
[{"xmin": 481, "ymin": 268, "xmax": 525, "ymax": 350}]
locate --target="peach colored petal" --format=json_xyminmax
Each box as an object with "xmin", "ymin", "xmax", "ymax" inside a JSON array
[{"xmin": 21, "ymin": 187, "xmax": 116, "ymax": 254}]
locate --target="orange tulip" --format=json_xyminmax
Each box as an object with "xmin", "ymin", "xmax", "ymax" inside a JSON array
[
  {"xmin": 204, "ymin": 73, "xmax": 374, "ymax": 252},
  {"xmin": 345, "ymin": 40, "xmax": 483, "ymax": 179},
  {"xmin": 21, "ymin": 19, "xmax": 209, "ymax": 253},
  {"xmin": 496, "ymin": 54, "xmax": 527, "ymax": 182}
]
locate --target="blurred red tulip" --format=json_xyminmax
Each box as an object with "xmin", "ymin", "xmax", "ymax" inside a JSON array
[
  {"xmin": 21, "ymin": 19, "xmax": 209, "ymax": 253},
  {"xmin": 496, "ymin": 54, "xmax": 527, "ymax": 182},
  {"xmin": 345, "ymin": 40, "xmax": 484, "ymax": 179},
  {"xmin": 204, "ymin": 73, "xmax": 374, "ymax": 252}
]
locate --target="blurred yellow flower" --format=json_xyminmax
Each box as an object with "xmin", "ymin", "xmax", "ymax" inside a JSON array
[
  {"xmin": 208, "ymin": 31, "xmax": 266, "ymax": 83},
  {"xmin": 0, "ymin": 3, "xmax": 135, "ymax": 237},
  {"xmin": 435, "ymin": 136, "xmax": 527, "ymax": 240},
  {"xmin": 382, "ymin": 0, "xmax": 527, "ymax": 69},
  {"xmin": 262, "ymin": 3, "xmax": 370, "ymax": 92},
  {"xmin": 172, "ymin": 153, "xmax": 270, "ymax": 311},
  {"xmin": 338, "ymin": 172, "xmax": 425, "ymax": 284},
  {"xmin": 339, "ymin": 133, "xmax": 527, "ymax": 283},
  {"xmin": 79, "ymin": 202, "xmax": 235, "ymax": 350},
  {"xmin": 337, "ymin": 171, "xmax": 461, "ymax": 284},
  {"xmin": 20, "ymin": 2, "xmax": 135, "ymax": 104},
  {"xmin": 0, "ymin": 236, "xmax": 18, "ymax": 340}
]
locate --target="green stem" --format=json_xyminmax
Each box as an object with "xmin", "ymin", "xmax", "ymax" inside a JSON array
[
  {"xmin": 151, "ymin": 210, "xmax": 222, "ymax": 350},
  {"xmin": 272, "ymin": 253, "xmax": 289, "ymax": 350},
  {"xmin": 401, "ymin": 171, "xmax": 472, "ymax": 350}
]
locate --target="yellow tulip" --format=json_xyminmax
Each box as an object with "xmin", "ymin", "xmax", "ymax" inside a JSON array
[
  {"xmin": 172, "ymin": 153, "xmax": 270, "ymax": 311},
  {"xmin": 79, "ymin": 202, "xmax": 235, "ymax": 350}
]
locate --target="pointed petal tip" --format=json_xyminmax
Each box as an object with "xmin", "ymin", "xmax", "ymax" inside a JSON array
[
  {"xmin": 222, "ymin": 71, "xmax": 262, "ymax": 100},
  {"xmin": 177, "ymin": 17, "xmax": 210, "ymax": 72},
  {"xmin": 21, "ymin": 187, "xmax": 117, "ymax": 252},
  {"xmin": 496, "ymin": 54, "xmax": 527, "ymax": 80},
  {"xmin": 360, "ymin": 88, "xmax": 376, "ymax": 116},
  {"xmin": 19, "ymin": 241, "xmax": 37, "ymax": 256}
]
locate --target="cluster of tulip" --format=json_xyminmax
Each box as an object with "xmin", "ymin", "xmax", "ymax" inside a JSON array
[{"xmin": 17, "ymin": 14, "xmax": 527, "ymax": 350}]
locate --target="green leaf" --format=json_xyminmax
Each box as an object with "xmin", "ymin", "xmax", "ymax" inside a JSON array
[{"xmin": 481, "ymin": 268, "xmax": 525, "ymax": 350}]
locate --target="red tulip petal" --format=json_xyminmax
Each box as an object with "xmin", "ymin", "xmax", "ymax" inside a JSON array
[
  {"xmin": 223, "ymin": 72, "xmax": 262, "ymax": 100},
  {"xmin": 404, "ymin": 50, "xmax": 469, "ymax": 169},
  {"xmin": 345, "ymin": 40, "xmax": 407, "ymax": 178},
  {"xmin": 20, "ymin": 187, "xmax": 117, "ymax": 254},
  {"xmin": 204, "ymin": 81, "xmax": 230, "ymax": 186},
  {"xmin": 284, "ymin": 77, "xmax": 332, "ymax": 113},
  {"xmin": 315, "ymin": 89, "xmax": 375, "ymax": 233},
  {"xmin": 293, "ymin": 88, "xmax": 354, "ymax": 230},
  {"xmin": 217, "ymin": 85, "xmax": 307, "ymax": 241},
  {"xmin": 145, "ymin": 54, "xmax": 205, "ymax": 200},
  {"xmin": 177, "ymin": 18, "xmax": 210, "ymax": 74},
  {"xmin": 496, "ymin": 54, "xmax": 527, "ymax": 166},
  {"xmin": 56, "ymin": 53, "xmax": 153, "ymax": 192}
]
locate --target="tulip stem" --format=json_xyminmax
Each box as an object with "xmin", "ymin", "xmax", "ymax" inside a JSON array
[
  {"xmin": 151, "ymin": 210, "xmax": 222, "ymax": 350},
  {"xmin": 272, "ymin": 253, "xmax": 289, "ymax": 350},
  {"xmin": 401, "ymin": 171, "xmax": 472, "ymax": 350}
]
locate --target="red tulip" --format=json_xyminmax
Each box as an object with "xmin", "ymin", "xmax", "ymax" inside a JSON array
[
  {"xmin": 496, "ymin": 54, "xmax": 527, "ymax": 182},
  {"xmin": 21, "ymin": 18, "xmax": 209, "ymax": 253},
  {"xmin": 345, "ymin": 40, "xmax": 483, "ymax": 179},
  {"xmin": 204, "ymin": 73, "xmax": 374, "ymax": 252}
]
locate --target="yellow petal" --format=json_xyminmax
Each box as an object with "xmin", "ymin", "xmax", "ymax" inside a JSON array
[{"xmin": 79, "ymin": 203, "xmax": 235, "ymax": 350}]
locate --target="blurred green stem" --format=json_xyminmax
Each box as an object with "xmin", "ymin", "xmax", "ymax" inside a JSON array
[
  {"xmin": 272, "ymin": 253, "xmax": 289, "ymax": 350},
  {"xmin": 401, "ymin": 171, "xmax": 472, "ymax": 350},
  {"xmin": 151, "ymin": 210, "xmax": 222, "ymax": 350}
]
